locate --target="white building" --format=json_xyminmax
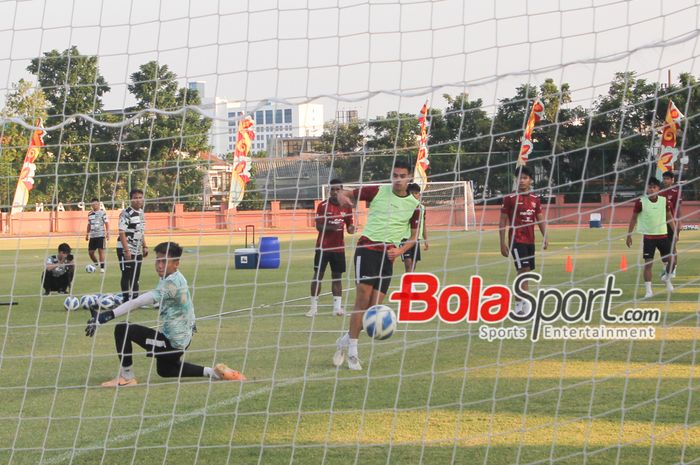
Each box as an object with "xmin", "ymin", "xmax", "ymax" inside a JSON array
[{"xmin": 249, "ymin": 103, "xmax": 324, "ymax": 153}]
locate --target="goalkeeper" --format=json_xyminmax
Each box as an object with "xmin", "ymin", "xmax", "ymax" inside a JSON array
[{"xmin": 86, "ymin": 241, "xmax": 245, "ymax": 386}]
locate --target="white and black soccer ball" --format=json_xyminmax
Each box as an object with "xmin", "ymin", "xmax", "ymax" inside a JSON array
[
  {"xmin": 80, "ymin": 294, "xmax": 98, "ymax": 310},
  {"xmin": 113, "ymin": 293, "xmax": 124, "ymax": 306},
  {"xmin": 85, "ymin": 264, "xmax": 96, "ymax": 273},
  {"xmin": 63, "ymin": 296, "xmax": 80, "ymax": 311},
  {"xmin": 98, "ymin": 294, "xmax": 115, "ymax": 310},
  {"xmin": 362, "ymin": 305, "xmax": 397, "ymax": 340}
]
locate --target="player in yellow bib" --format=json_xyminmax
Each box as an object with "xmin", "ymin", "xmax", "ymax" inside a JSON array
[{"xmin": 333, "ymin": 159, "xmax": 420, "ymax": 370}]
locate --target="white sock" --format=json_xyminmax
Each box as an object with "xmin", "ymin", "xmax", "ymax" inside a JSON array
[
  {"xmin": 204, "ymin": 367, "xmax": 220, "ymax": 379},
  {"xmin": 645, "ymin": 282, "xmax": 653, "ymax": 294},
  {"xmin": 338, "ymin": 333, "xmax": 350, "ymax": 347},
  {"xmin": 333, "ymin": 296, "xmax": 342, "ymax": 311},
  {"xmin": 120, "ymin": 365, "xmax": 134, "ymax": 380},
  {"xmin": 348, "ymin": 338, "xmax": 359, "ymax": 358},
  {"xmin": 310, "ymin": 296, "xmax": 319, "ymax": 312}
]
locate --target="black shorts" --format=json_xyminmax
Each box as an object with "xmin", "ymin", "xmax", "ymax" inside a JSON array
[
  {"xmin": 511, "ymin": 242, "xmax": 535, "ymax": 270},
  {"xmin": 643, "ymin": 237, "xmax": 671, "ymax": 260},
  {"xmin": 88, "ymin": 237, "xmax": 105, "ymax": 250},
  {"xmin": 667, "ymin": 226, "xmax": 676, "ymax": 247},
  {"xmin": 313, "ymin": 249, "xmax": 346, "ymax": 275},
  {"xmin": 401, "ymin": 241, "xmax": 421, "ymax": 262},
  {"xmin": 354, "ymin": 247, "xmax": 393, "ymax": 295}
]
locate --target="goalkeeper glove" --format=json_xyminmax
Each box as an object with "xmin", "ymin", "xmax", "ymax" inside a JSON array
[{"xmin": 85, "ymin": 309, "xmax": 115, "ymax": 337}]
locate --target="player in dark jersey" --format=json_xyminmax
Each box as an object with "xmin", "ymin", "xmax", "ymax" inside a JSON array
[
  {"xmin": 307, "ymin": 179, "xmax": 355, "ymax": 317},
  {"xmin": 661, "ymin": 171, "xmax": 681, "ymax": 278},
  {"xmin": 499, "ymin": 166, "xmax": 548, "ymax": 315},
  {"xmin": 42, "ymin": 243, "xmax": 75, "ymax": 295},
  {"xmin": 117, "ymin": 189, "xmax": 149, "ymax": 302},
  {"xmin": 86, "ymin": 198, "xmax": 109, "ymax": 273}
]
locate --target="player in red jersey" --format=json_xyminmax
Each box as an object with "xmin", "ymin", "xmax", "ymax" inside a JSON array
[
  {"xmin": 499, "ymin": 166, "xmax": 548, "ymax": 315},
  {"xmin": 661, "ymin": 171, "xmax": 681, "ymax": 278},
  {"xmin": 307, "ymin": 179, "xmax": 355, "ymax": 317}
]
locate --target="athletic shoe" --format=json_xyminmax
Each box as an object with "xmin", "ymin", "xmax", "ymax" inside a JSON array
[
  {"xmin": 671, "ymin": 266, "xmax": 677, "ymax": 278},
  {"xmin": 660, "ymin": 272, "xmax": 669, "ymax": 282},
  {"xmin": 305, "ymin": 309, "xmax": 317, "ymax": 317},
  {"xmin": 512, "ymin": 300, "xmax": 523, "ymax": 316},
  {"xmin": 665, "ymin": 280, "xmax": 674, "ymax": 292},
  {"xmin": 644, "ymin": 291, "xmax": 653, "ymax": 299},
  {"xmin": 333, "ymin": 336, "xmax": 347, "ymax": 367},
  {"xmin": 100, "ymin": 268, "xmax": 105, "ymax": 274},
  {"xmin": 347, "ymin": 355, "xmax": 362, "ymax": 371},
  {"xmin": 214, "ymin": 363, "xmax": 246, "ymax": 381},
  {"xmin": 101, "ymin": 376, "xmax": 138, "ymax": 387},
  {"xmin": 333, "ymin": 308, "xmax": 345, "ymax": 316}
]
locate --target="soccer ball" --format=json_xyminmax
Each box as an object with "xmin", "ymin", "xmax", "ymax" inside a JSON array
[
  {"xmin": 80, "ymin": 294, "xmax": 98, "ymax": 310},
  {"xmin": 63, "ymin": 296, "xmax": 80, "ymax": 311},
  {"xmin": 113, "ymin": 293, "xmax": 124, "ymax": 306},
  {"xmin": 85, "ymin": 264, "xmax": 96, "ymax": 273},
  {"xmin": 98, "ymin": 294, "xmax": 115, "ymax": 310},
  {"xmin": 362, "ymin": 305, "xmax": 397, "ymax": 340}
]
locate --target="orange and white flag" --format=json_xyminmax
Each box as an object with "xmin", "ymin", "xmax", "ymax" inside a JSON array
[
  {"xmin": 414, "ymin": 100, "xmax": 430, "ymax": 189},
  {"xmin": 228, "ymin": 115, "xmax": 256, "ymax": 209},
  {"xmin": 11, "ymin": 118, "xmax": 45, "ymax": 214},
  {"xmin": 656, "ymin": 100, "xmax": 684, "ymax": 176},
  {"xmin": 517, "ymin": 98, "xmax": 544, "ymax": 167}
]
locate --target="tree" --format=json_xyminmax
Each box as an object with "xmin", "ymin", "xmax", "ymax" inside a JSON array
[{"xmin": 319, "ymin": 120, "xmax": 366, "ymax": 153}]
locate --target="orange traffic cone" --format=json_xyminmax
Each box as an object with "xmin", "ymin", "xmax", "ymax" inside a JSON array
[
  {"xmin": 620, "ymin": 255, "xmax": 628, "ymax": 272},
  {"xmin": 565, "ymin": 255, "xmax": 573, "ymax": 273}
]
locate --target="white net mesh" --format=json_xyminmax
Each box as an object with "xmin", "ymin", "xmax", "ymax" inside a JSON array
[{"xmin": 1, "ymin": 1, "xmax": 699, "ymax": 464}]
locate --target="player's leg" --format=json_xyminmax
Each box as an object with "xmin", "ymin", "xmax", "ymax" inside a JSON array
[
  {"xmin": 642, "ymin": 238, "xmax": 655, "ymax": 298},
  {"xmin": 98, "ymin": 239, "xmax": 106, "ymax": 272},
  {"xmin": 117, "ymin": 248, "xmax": 133, "ymax": 301},
  {"xmin": 330, "ymin": 251, "xmax": 346, "ymax": 316},
  {"xmin": 103, "ymin": 322, "xmax": 152, "ymax": 386},
  {"xmin": 658, "ymin": 239, "xmax": 673, "ymax": 292},
  {"xmin": 130, "ymin": 254, "xmax": 143, "ymax": 299},
  {"xmin": 155, "ymin": 352, "xmax": 245, "ymax": 381},
  {"xmin": 56, "ymin": 269, "xmax": 74, "ymax": 294},
  {"xmin": 88, "ymin": 247, "xmax": 98, "ymax": 265},
  {"xmin": 403, "ymin": 255, "xmax": 414, "ymax": 273},
  {"xmin": 42, "ymin": 271, "xmax": 56, "ymax": 295},
  {"xmin": 307, "ymin": 250, "xmax": 326, "ymax": 317},
  {"xmin": 511, "ymin": 243, "xmax": 533, "ymax": 314}
]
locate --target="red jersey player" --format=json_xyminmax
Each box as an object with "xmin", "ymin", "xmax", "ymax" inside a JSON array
[
  {"xmin": 306, "ymin": 179, "xmax": 355, "ymax": 317},
  {"xmin": 499, "ymin": 166, "xmax": 548, "ymax": 315},
  {"xmin": 661, "ymin": 171, "xmax": 681, "ymax": 278}
]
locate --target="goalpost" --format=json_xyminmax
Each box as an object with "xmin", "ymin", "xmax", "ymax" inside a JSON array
[{"xmin": 1, "ymin": 1, "xmax": 699, "ymax": 465}]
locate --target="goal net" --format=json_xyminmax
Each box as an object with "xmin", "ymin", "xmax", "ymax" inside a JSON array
[{"xmin": 0, "ymin": 1, "xmax": 699, "ymax": 464}]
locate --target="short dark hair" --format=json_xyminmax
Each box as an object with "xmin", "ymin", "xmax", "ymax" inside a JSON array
[
  {"xmin": 662, "ymin": 171, "xmax": 676, "ymax": 180},
  {"xmin": 407, "ymin": 183, "xmax": 421, "ymax": 194},
  {"xmin": 129, "ymin": 188, "xmax": 144, "ymax": 198},
  {"xmin": 90, "ymin": 198, "xmax": 99, "ymax": 203},
  {"xmin": 154, "ymin": 241, "xmax": 183, "ymax": 258},
  {"xmin": 516, "ymin": 166, "xmax": 533, "ymax": 179},
  {"xmin": 329, "ymin": 178, "xmax": 343, "ymax": 185},
  {"xmin": 58, "ymin": 243, "xmax": 71, "ymax": 254},
  {"xmin": 393, "ymin": 159, "xmax": 412, "ymax": 172},
  {"xmin": 648, "ymin": 176, "xmax": 662, "ymax": 188}
]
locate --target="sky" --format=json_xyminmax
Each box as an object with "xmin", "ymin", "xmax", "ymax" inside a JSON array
[{"xmin": 1, "ymin": 0, "xmax": 700, "ymax": 123}]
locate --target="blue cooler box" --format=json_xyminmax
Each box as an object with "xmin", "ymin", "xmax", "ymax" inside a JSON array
[
  {"xmin": 589, "ymin": 213, "xmax": 602, "ymax": 228},
  {"xmin": 235, "ymin": 247, "xmax": 259, "ymax": 269}
]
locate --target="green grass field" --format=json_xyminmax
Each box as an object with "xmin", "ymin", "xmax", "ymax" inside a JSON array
[{"xmin": 0, "ymin": 228, "xmax": 698, "ymax": 465}]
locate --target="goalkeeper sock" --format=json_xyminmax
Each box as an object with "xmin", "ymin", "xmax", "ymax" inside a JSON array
[
  {"xmin": 348, "ymin": 338, "xmax": 359, "ymax": 358},
  {"xmin": 333, "ymin": 296, "xmax": 342, "ymax": 311},
  {"xmin": 310, "ymin": 296, "xmax": 319, "ymax": 312},
  {"xmin": 120, "ymin": 365, "xmax": 135, "ymax": 380},
  {"xmin": 645, "ymin": 282, "xmax": 653, "ymax": 294},
  {"xmin": 204, "ymin": 367, "xmax": 220, "ymax": 380}
]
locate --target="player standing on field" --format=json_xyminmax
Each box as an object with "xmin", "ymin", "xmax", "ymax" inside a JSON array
[
  {"xmin": 307, "ymin": 178, "xmax": 356, "ymax": 318},
  {"xmin": 499, "ymin": 166, "xmax": 548, "ymax": 316},
  {"xmin": 661, "ymin": 171, "xmax": 681, "ymax": 278},
  {"xmin": 86, "ymin": 198, "xmax": 109, "ymax": 273},
  {"xmin": 402, "ymin": 183, "xmax": 428, "ymax": 273},
  {"xmin": 85, "ymin": 241, "xmax": 245, "ymax": 386},
  {"xmin": 117, "ymin": 188, "xmax": 148, "ymax": 302},
  {"xmin": 626, "ymin": 176, "xmax": 675, "ymax": 298},
  {"xmin": 333, "ymin": 159, "xmax": 420, "ymax": 370}
]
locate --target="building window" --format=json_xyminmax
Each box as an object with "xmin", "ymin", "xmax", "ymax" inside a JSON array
[
  {"xmin": 275, "ymin": 109, "xmax": 282, "ymax": 124},
  {"xmin": 265, "ymin": 110, "xmax": 273, "ymax": 124},
  {"xmin": 284, "ymin": 108, "xmax": 292, "ymax": 123},
  {"xmin": 255, "ymin": 111, "xmax": 263, "ymax": 125}
]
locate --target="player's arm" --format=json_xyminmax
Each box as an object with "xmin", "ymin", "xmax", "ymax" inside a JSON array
[
  {"xmin": 422, "ymin": 210, "xmax": 429, "ymax": 250},
  {"xmin": 390, "ymin": 226, "xmax": 418, "ymax": 261},
  {"xmin": 85, "ymin": 221, "xmax": 90, "ymax": 241},
  {"xmin": 626, "ymin": 211, "xmax": 639, "ymax": 248},
  {"xmin": 104, "ymin": 216, "xmax": 110, "ymax": 241},
  {"xmin": 335, "ymin": 189, "xmax": 356, "ymax": 209},
  {"xmin": 118, "ymin": 212, "xmax": 132, "ymax": 259},
  {"xmin": 499, "ymin": 212, "xmax": 510, "ymax": 257},
  {"xmin": 85, "ymin": 292, "xmax": 155, "ymax": 337},
  {"xmin": 666, "ymin": 206, "xmax": 675, "ymax": 232},
  {"xmin": 345, "ymin": 209, "xmax": 356, "ymax": 234},
  {"xmin": 536, "ymin": 212, "xmax": 547, "ymax": 250}
]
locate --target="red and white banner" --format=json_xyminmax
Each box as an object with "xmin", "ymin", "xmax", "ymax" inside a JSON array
[
  {"xmin": 11, "ymin": 118, "xmax": 45, "ymax": 214},
  {"xmin": 414, "ymin": 100, "xmax": 430, "ymax": 189},
  {"xmin": 517, "ymin": 98, "xmax": 544, "ymax": 167},
  {"xmin": 656, "ymin": 100, "xmax": 684, "ymax": 176},
  {"xmin": 228, "ymin": 116, "xmax": 256, "ymax": 209}
]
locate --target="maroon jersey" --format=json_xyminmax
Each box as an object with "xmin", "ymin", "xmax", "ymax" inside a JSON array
[
  {"xmin": 633, "ymin": 197, "xmax": 671, "ymax": 240},
  {"xmin": 353, "ymin": 186, "xmax": 420, "ymax": 252},
  {"xmin": 501, "ymin": 193, "xmax": 542, "ymax": 245},
  {"xmin": 315, "ymin": 200, "xmax": 353, "ymax": 252},
  {"xmin": 663, "ymin": 186, "xmax": 681, "ymax": 218}
]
